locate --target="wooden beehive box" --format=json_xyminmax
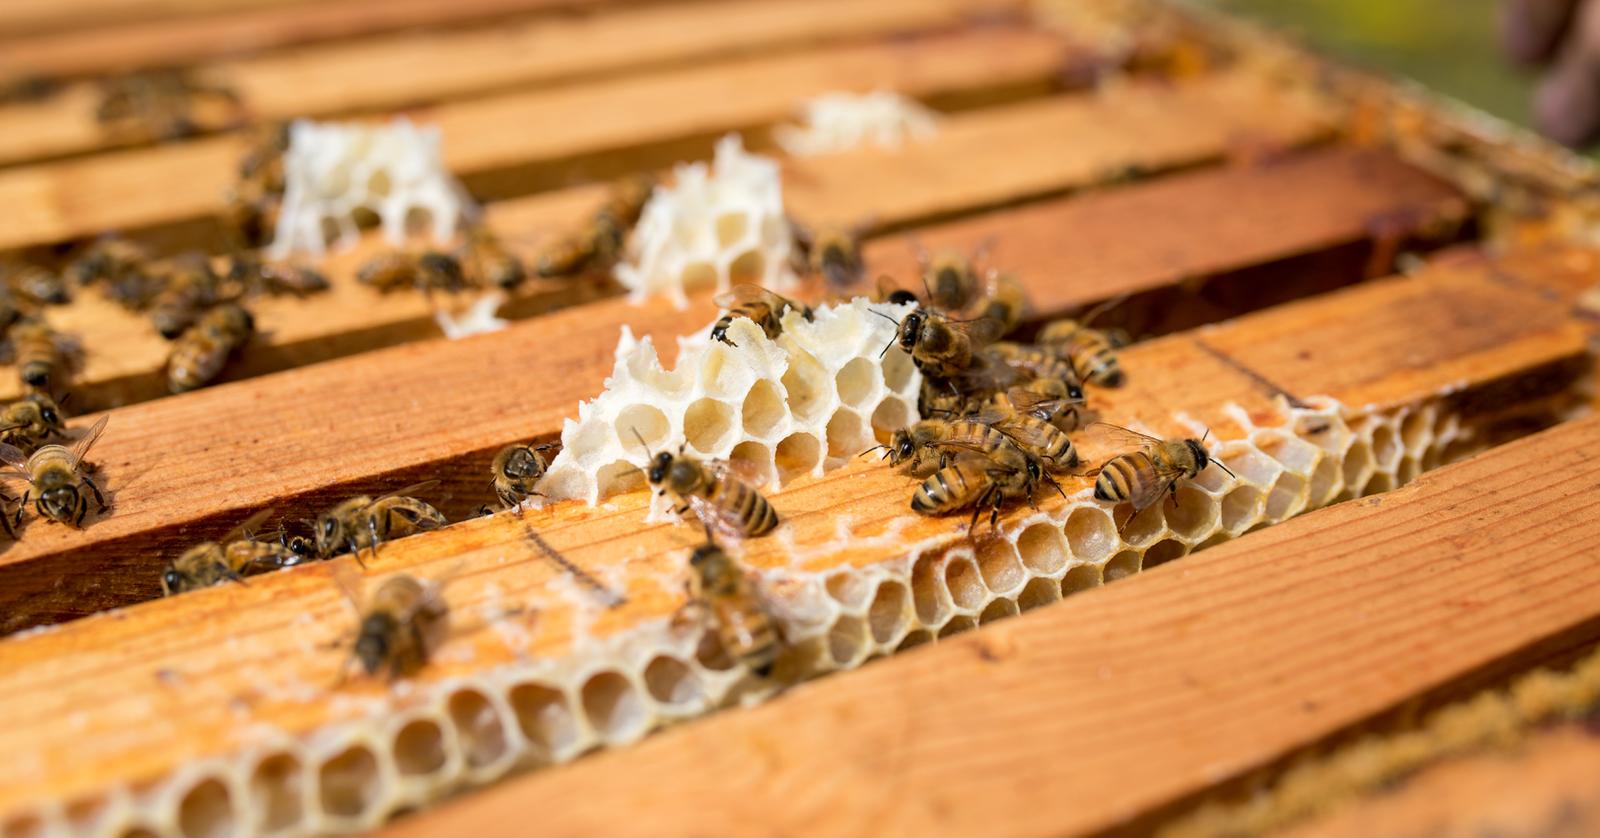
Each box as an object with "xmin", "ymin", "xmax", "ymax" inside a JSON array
[{"xmin": 2, "ymin": 0, "xmax": 1599, "ymax": 835}]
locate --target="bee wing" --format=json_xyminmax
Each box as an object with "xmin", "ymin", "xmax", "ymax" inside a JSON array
[
  {"xmin": 68, "ymin": 415, "xmax": 109, "ymax": 468},
  {"xmin": 1077, "ymin": 294, "xmax": 1129, "ymax": 328},
  {"xmin": 1005, "ymin": 388, "xmax": 1081, "ymax": 419},
  {"xmin": 712, "ymin": 283, "xmax": 782, "ymax": 310},
  {"xmin": 1125, "ymin": 466, "xmax": 1182, "ymax": 514},
  {"xmin": 686, "ymin": 494, "xmax": 748, "ymax": 541},
  {"xmin": 0, "ymin": 441, "xmax": 29, "ymax": 472},
  {"xmin": 706, "ymin": 457, "xmax": 766, "ymax": 488},
  {"xmin": 221, "ymin": 507, "xmax": 277, "ymax": 544},
  {"xmin": 1089, "ymin": 422, "xmax": 1164, "ymax": 450},
  {"xmin": 952, "ymin": 315, "xmax": 1005, "ymax": 347},
  {"xmin": 376, "ymin": 479, "xmax": 441, "ymax": 502}
]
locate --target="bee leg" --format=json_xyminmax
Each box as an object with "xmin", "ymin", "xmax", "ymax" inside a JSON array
[
  {"xmin": 84, "ymin": 475, "xmax": 107, "ymax": 511},
  {"xmin": 366, "ymin": 516, "xmax": 383, "ymax": 563}
]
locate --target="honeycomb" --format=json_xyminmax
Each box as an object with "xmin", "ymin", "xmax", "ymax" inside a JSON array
[
  {"xmin": 537, "ymin": 296, "xmax": 924, "ymax": 506},
  {"xmin": 17, "ymin": 394, "xmax": 1483, "ymax": 837},
  {"xmin": 432, "ymin": 291, "xmax": 509, "ymax": 340},
  {"xmin": 613, "ymin": 134, "xmax": 796, "ymax": 308},
  {"xmin": 772, "ymin": 90, "xmax": 939, "ymax": 157},
  {"xmin": 268, "ymin": 118, "xmax": 470, "ymax": 258}
]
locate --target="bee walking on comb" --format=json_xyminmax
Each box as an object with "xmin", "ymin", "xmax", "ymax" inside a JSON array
[
  {"xmin": 632, "ymin": 429, "xmax": 779, "ymax": 540},
  {"xmin": 1090, "ymin": 423, "xmax": 1236, "ymax": 518}
]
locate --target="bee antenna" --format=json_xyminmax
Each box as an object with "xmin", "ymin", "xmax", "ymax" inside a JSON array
[
  {"xmin": 869, "ymin": 308, "xmax": 901, "ymax": 326},
  {"xmin": 859, "ymin": 444, "xmax": 889, "ymax": 458},
  {"xmin": 628, "ymin": 426, "xmax": 654, "ymax": 458},
  {"xmin": 1202, "ymin": 427, "xmax": 1212, "ymax": 442},
  {"xmin": 878, "ymin": 338, "xmax": 895, "ymax": 359},
  {"xmin": 1213, "ymin": 459, "xmax": 1237, "ymax": 480}
]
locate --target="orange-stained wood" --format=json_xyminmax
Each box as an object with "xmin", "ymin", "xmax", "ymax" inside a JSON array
[
  {"xmin": 0, "ymin": 144, "xmax": 1452, "ymax": 411},
  {"xmin": 0, "ymin": 244, "xmax": 1585, "ymax": 638},
  {"xmin": 0, "ymin": 26, "xmax": 1079, "ymax": 251},
  {"xmin": 0, "ymin": 0, "xmax": 1019, "ymax": 167},
  {"xmin": 376, "ymin": 413, "xmax": 1600, "ymax": 838},
  {"xmin": 0, "ymin": 252, "xmax": 1589, "ymax": 817}
]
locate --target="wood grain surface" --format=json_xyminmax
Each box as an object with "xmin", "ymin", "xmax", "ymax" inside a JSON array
[{"xmin": 376, "ymin": 413, "xmax": 1600, "ymax": 838}]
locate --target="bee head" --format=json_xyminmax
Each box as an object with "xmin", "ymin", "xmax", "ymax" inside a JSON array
[
  {"xmin": 1024, "ymin": 458, "xmax": 1042, "ymax": 482},
  {"xmin": 315, "ymin": 514, "xmax": 342, "ymax": 555},
  {"xmin": 1186, "ymin": 439, "xmax": 1209, "ymax": 471},
  {"xmin": 886, "ymin": 289, "xmax": 918, "ymax": 306},
  {"xmin": 38, "ymin": 404, "xmax": 61, "ymax": 428},
  {"xmin": 503, "ymin": 446, "xmax": 544, "ymax": 480},
  {"xmin": 897, "ymin": 310, "xmax": 925, "ymax": 351},
  {"xmin": 890, "ymin": 430, "xmax": 916, "ymax": 464},
  {"xmin": 21, "ymin": 365, "xmax": 49, "ymax": 389},
  {"xmin": 40, "ymin": 485, "xmax": 77, "ymax": 519},
  {"xmin": 355, "ymin": 613, "xmax": 396, "ymax": 675},
  {"xmin": 1065, "ymin": 380, "xmax": 1084, "ymax": 401},
  {"xmin": 161, "ymin": 569, "xmax": 187, "ymax": 596},
  {"xmin": 647, "ymin": 451, "xmax": 673, "ymax": 485}
]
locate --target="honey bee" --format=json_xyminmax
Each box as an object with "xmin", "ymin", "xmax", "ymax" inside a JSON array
[
  {"xmin": 982, "ymin": 340, "xmax": 1080, "ymax": 388},
  {"xmin": 4, "ymin": 264, "xmax": 71, "ymax": 306},
  {"xmin": 226, "ymin": 253, "xmax": 330, "ymax": 298},
  {"xmin": 333, "ymin": 566, "xmax": 452, "ymax": 680},
  {"xmin": 149, "ymin": 254, "xmax": 222, "ymax": 338},
  {"xmin": 964, "ymin": 401, "xmax": 1080, "ymax": 471},
  {"xmin": 490, "ymin": 442, "xmax": 554, "ymax": 509},
  {"xmin": 0, "ymin": 415, "xmax": 109, "ymax": 527},
  {"xmin": 915, "ymin": 239, "xmax": 991, "ymax": 312},
  {"xmin": 460, "ymin": 224, "xmax": 527, "ymax": 290},
  {"xmin": 869, "ymin": 415, "xmax": 1024, "ymax": 474},
  {"xmin": 0, "ymin": 285, "xmax": 30, "ymax": 338},
  {"xmin": 910, "ymin": 445, "xmax": 1045, "ymax": 529},
  {"xmin": 224, "ymin": 176, "xmax": 282, "ymax": 250},
  {"xmin": 536, "ymin": 174, "xmax": 656, "ymax": 278},
  {"xmin": 94, "ymin": 70, "xmax": 242, "ymax": 143},
  {"xmin": 1038, "ymin": 298, "xmax": 1130, "ymax": 388},
  {"xmin": 238, "ymin": 122, "xmax": 290, "ymax": 189},
  {"xmin": 975, "ymin": 270, "xmax": 1025, "ymax": 336},
  {"xmin": 710, "ymin": 284, "xmax": 814, "ymax": 347},
  {"xmin": 991, "ymin": 379, "xmax": 1085, "ymax": 432},
  {"xmin": 0, "ymin": 75, "xmax": 61, "ymax": 106},
  {"xmin": 9, "ymin": 318, "xmax": 66, "ymax": 390},
  {"xmin": 636, "ymin": 433, "xmax": 778, "ymax": 539},
  {"xmin": 1091, "ymin": 424, "xmax": 1235, "ymax": 514},
  {"xmin": 160, "ymin": 508, "xmax": 312, "ymax": 595},
  {"xmin": 167, "ymin": 303, "xmax": 254, "ymax": 394},
  {"xmin": 357, "ymin": 251, "xmax": 467, "ymax": 295},
  {"xmin": 790, "ymin": 220, "xmax": 865, "ymax": 288},
  {"xmin": 312, "ymin": 481, "xmax": 448, "ymax": 562},
  {"xmin": 876, "ymin": 307, "xmax": 1003, "ymax": 379},
  {"xmin": 678, "ymin": 532, "xmax": 782, "ymax": 677},
  {"xmin": 70, "ymin": 237, "xmax": 162, "ymax": 310},
  {"xmin": 0, "ymin": 391, "xmax": 67, "ymax": 454}
]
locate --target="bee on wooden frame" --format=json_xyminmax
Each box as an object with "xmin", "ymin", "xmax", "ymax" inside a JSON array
[
  {"xmin": 710, "ymin": 284, "xmax": 814, "ymax": 347},
  {"xmin": 0, "ymin": 415, "xmax": 109, "ymax": 528},
  {"xmin": 331, "ymin": 564, "xmax": 453, "ymax": 681},
  {"xmin": 913, "ymin": 238, "xmax": 993, "ymax": 313},
  {"xmin": 149, "ymin": 253, "xmax": 223, "ymax": 338},
  {"xmin": 311, "ymin": 481, "xmax": 448, "ymax": 562},
  {"xmin": 357, "ymin": 251, "xmax": 468, "ymax": 295},
  {"xmin": 790, "ymin": 219, "xmax": 867, "ymax": 289},
  {"xmin": 0, "ymin": 390, "xmax": 69, "ymax": 454},
  {"xmin": 1090, "ymin": 423, "xmax": 1235, "ymax": 517},
  {"xmin": 4, "ymin": 263, "xmax": 71, "ymax": 307},
  {"xmin": 675, "ymin": 528, "xmax": 783, "ymax": 678},
  {"xmin": 536, "ymin": 173, "xmax": 656, "ymax": 278},
  {"xmin": 9, "ymin": 318, "xmax": 72, "ymax": 392},
  {"xmin": 490, "ymin": 442, "xmax": 555, "ymax": 510},
  {"xmin": 1038, "ymin": 297, "xmax": 1132, "ymax": 388},
  {"xmin": 160, "ymin": 508, "xmax": 313, "ymax": 595},
  {"xmin": 166, "ymin": 302, "xmax": 255, "ymax": 394},
  {"xmin": 633, "ymin": 430, "xmax": 779, "ymax": 540},
  {"xmin": 94, "ymin": 69, "xmax": 243, "ymax": 143}
]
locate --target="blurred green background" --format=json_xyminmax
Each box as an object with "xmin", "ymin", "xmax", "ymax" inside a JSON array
[{"xmin": 1209, "ymin": 0, "xmax": 1535, "ymax": 130}]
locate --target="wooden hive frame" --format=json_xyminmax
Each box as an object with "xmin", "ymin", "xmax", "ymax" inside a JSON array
[{"xmin": 1, "ymin": 0, "xmax": 1599, "ymax": 835}]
